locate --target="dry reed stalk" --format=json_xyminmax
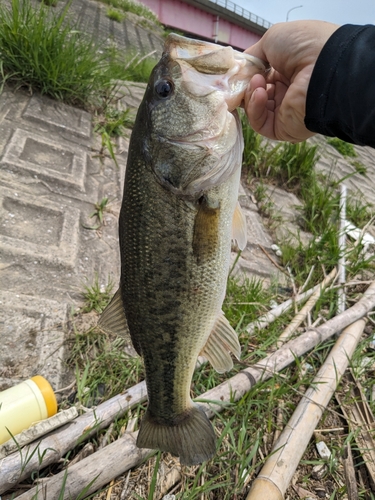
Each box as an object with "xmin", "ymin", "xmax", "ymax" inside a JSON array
[{"xmin": 276, "ymin": 267, "xmax": 337, "ymax": 347}]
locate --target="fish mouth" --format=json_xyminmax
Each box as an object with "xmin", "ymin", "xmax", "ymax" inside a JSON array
[
  {"xmin": 165, "ymin": 33, "xmax": 268, "ymax": 73},
  {"xmin": 164, "ymin": 33, "xmax": 269, "ymax": 110}
]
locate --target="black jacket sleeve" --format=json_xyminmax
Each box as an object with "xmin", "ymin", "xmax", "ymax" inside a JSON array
[{"xmin": 305, "ymin": 24, "xmax": 375, "ymax": 148}]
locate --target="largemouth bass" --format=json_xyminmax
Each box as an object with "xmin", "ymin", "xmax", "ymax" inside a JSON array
[{"xmin": 99, "ymin": 34, "xmax": 268, "ymax": 465}]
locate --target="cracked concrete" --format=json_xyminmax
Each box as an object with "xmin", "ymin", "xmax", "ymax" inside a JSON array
[{"xmin": 1, "ymin": 0, "xmax": 375, "ymax": 392}]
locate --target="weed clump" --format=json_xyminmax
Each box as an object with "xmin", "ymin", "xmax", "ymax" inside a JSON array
[
  {"xmin": 0, "ymin": 0, "xmax": 110, "ymax": 105},
  {"xmin": 241, "ymin": 114, "xmax": 319, "ymax": 197},
  {"xmin": 82, "ymin": 275, "xmax": 114, "ymax": 314},
  {"xmin": 351, "ymin": 159, "xmax": 367, "ymax": 175},
  {"xmin": 98, "ymin": 0, "xmax": 160, "ymax": 25},
  {"xmin": 0, "ymin": 0, "xmax": 157, "ymax": 107},
  {"xmin": 326, "ymin": 137, "xmax": 357, "ymax": 157},
  {"xmin": 106, "ymin": 7, "xmax": 125, "ymax": 22}
]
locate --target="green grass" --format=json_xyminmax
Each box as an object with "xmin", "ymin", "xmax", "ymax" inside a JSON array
[
  {"xmin": 241, "ymin": 117, "xmax": 375, "ymax": 289},
  {"xmin": 122, "ymin": 51, "xmax": 157, "ymax": 83},
  {"xmin": 64, "ymin": 276, "xmax": 336, "ymax": 498},
  {"xmin": 95, "ymin": 107, "xmax": 134, "ymax": 137},
  {"xmin": 68, "ymin": 329, "xmax": 144, "ymax": 407},
  {"xmin": 351, "ymin": 160, "xmax": 367, "ymax": 175},
  {"xmin": 106, "ymin": 7, "xmax": 125, "ymax": 22},
  {"xmin": 83, "ymin": 197, "xmax": 111, "ymax": 230},
  {"xmin": 93, "ymin": 105, "xmax": 135, "ymax": 167},
  {"xmin": 346, "ymin": 192, "xmax": 374, "ymax": 227},
  {"xmin": 82, "ymin": 275, "xmax": 114, "ymax": 313},
  {"xmin": 98, "ymin": 0, "xmax": 160, "ymax": 25},
  {"xmin": 0, "ymin": 0, "xmax": 112, "ymax": 106},
  {"xmin": 0, "ymin": 0, "xmax": 156, "ymax": 108},
  {"xmin": 299, "ymin": 173, "xmax": 340, "ymax": 234},
  {"xmin": 326, "ymin": 137, "xmax": 357, "ymax": 157},
  {"xmin": 242, "ymin": 115, "xmax": 319, "ymax": 197}
]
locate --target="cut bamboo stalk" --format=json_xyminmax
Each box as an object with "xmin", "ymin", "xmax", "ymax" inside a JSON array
[
  {"xmin": 245, "ymin": 286, "xmax": 375, "ymax": 500},
  {"xmin": 277, "ymin": 267, "xmax": 337, "ymax": 347},
  {"xmin": 3, "ymin": 283, "xmax": 375, "ymax": 496}
]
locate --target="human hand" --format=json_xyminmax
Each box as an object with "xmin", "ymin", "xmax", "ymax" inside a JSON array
[{"xmin": 243, "ymin": 21, "xmax": 339, "ymax": 142}]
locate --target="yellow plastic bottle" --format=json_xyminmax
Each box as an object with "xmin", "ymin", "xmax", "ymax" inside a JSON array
[{"xmin": 0, "ymin": 376, "xmax": 58, "ymax": 445}]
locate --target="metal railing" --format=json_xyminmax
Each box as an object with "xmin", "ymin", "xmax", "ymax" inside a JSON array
[{"xmin": 208, "ymin": 0, "xmax": 272, "ymax": 28}]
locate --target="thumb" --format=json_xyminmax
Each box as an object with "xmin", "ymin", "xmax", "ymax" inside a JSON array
[{"xmin": 244, "ymin": 39, "xmax": 267, "ymax": 63}]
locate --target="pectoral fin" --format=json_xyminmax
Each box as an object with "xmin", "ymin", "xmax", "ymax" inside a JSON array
[
  {"xmin": 232, "ymin": 202, "xmax": 247, "ymax": 251},
  {"xmin": 98, "ymin": 288, "xmax": 137, "ymax": 350},
  {"xmin": 193, "ymin": 196, "xmax": 220, "ymax": 264},
  {"xmin": 200, "ymin": 312, "xmax": 241, "ymax": 373}
]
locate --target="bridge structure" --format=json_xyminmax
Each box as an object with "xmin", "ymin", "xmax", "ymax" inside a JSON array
[{"xmin": 140, "ymin": 0, "xmax": 271, "ymax": 50}]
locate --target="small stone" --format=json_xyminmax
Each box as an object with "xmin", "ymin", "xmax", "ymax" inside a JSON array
[
  {"xmin": 315, "ymin": 488, "xmax": 326, "ymax": 498},
  {"xmin": 368, "ymin": 336, "xmax": 375, "ymax": 349},
  {"xmin": 316, "ymin": 441, "xmax": 331, "ymax": 460},
  {"xmin": 299, "ymin": 362, "xmax": 314, "ymax": 377}
]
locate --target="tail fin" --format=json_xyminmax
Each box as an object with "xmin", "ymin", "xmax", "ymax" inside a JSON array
[{"xmin": 137, "ymin": 405, "xmax": 216, "ymax": 465}]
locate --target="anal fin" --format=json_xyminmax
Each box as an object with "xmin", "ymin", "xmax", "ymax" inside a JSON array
[{"xmin": 200, "ymin": 312, "xmax": 241, "ymax": 373}]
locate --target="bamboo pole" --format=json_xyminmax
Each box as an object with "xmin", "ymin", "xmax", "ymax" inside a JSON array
[
  {"xmin": 3, "ymin": 283, "xmax": 375, "ymax": 496},
  {"xmin": 246, "ymin": 285, "xmax": 375, "ymax": 500},
  {"xmin": 337, "ymin": 184, "xmax": 347, "ymax": 315},
  {"xmin": 277, "ymin": 267, "xmax": 337, "ymax": 347}
]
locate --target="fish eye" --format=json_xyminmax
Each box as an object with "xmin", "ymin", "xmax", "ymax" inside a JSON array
[{"xmin": 154, "ymin": 79, "xmax": 173, "ymax": 99}]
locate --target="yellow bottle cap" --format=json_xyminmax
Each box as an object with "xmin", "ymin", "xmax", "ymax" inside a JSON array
[{"xmin": 31, "ymin": 376, "xmax": 58, "ymax": 417}]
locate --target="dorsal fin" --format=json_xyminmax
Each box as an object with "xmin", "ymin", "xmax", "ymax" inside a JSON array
[
  {"xmin": 200, "ymin": 312, "xmax": 241, "ymax": 373},
  {"xmin": 232, "ymin": 201, "xmax": 247, "ymax": 251},
  {"xmin": 97, "ymin": 288, "xmax": 132, "ymax": 344}
]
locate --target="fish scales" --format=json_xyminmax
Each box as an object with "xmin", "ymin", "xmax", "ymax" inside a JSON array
[{"xmin": 99, "ymin": 34, "xmax": 268, "ymax": 465}]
